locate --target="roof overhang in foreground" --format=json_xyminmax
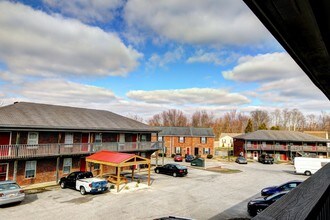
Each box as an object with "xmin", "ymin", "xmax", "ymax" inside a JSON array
[{"xmin": 244, "ymin": 0, "xmax": 330, "ymax": 100}]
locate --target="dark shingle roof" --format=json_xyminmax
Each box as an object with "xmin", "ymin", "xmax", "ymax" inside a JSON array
[
  {"xmin": 0, "ymin": 102, "xmax": 159, "ymax": 132},
  {"xmin": 157, "ymin": 126, "xmax": 215, "ymax": 137},
  {"xmin": 235, "ymin": 130, "xmax": 329, "ymax": 143}
]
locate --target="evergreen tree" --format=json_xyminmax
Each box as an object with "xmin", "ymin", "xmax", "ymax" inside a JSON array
[
  {"xmin": 258, "ymin": 123, "xmax": 268, "ymax": 130},
  {"xmin": 245, "ymin": 119, "xmax": 253, "ymax": 133}
]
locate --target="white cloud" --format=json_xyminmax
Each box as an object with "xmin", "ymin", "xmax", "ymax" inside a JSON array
[
  {"xmin": 126, "ymin": 88, "xmax": 250, "ymax": 105},
  {"xmin": 222, "ymin": 52, "xmax": 302, "ymax": 82},
  {"xmin": 0, "ymin": 1, "xmax": 142, "ymax": 77},
  {"xmin": 222, "ymin": 52, "xmax": 330, "ymax": 108},
  {"xmin": 124, "ymin": 0, "xmax": 271, "ymax": 46},
  {"xmin": 147, "ymin": 47, "xmax": 184, "ymax": 68},
  {"xmin": 1, "ymin": 78, "xmax": 117, "ymax": 106},
  {"xmin": 186, "ymin": 50, "xmax": 239, "ymax": 65},
  {"xmin": 43, "ymin": 0, "xmax": 125, "ymax": 23}
]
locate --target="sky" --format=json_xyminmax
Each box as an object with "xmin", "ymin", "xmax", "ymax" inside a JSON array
[{"xmin": 0, "ymin": 0, "xmax": 329, "ymax": 121}]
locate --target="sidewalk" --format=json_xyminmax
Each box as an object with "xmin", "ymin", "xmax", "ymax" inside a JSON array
[{"xmin": 22, "ymin": 181, "xmax": 58, "ymax": 191}]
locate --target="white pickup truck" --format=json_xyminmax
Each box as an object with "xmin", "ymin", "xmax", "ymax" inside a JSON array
[{"xmin": 59, "ymin": 171, "xmax": 108, "ymax": 195}]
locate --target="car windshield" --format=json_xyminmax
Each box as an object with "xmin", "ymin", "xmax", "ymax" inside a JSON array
[{"xmin": 0, "ymin": 183, "xmax": 20, "ymax": 191}]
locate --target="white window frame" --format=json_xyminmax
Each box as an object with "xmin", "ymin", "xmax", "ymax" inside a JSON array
[
  {"xmin": 179, "ymin": 137, "xmax": 184, "ymax": 143},
  {"xmin": 63, "ymin": 158, "xmax": 72, "ymax": 174},
  {"xmin": 0, "ymin": 163, "xmax": 9, "ymax": 181},
  {"xmin": 201, "ymin": 137, "xmax": 207, "ymax": 144},
  {"xmin": 203, "ymin": 148, "xmax": 210, "ymax": 155},
  {"xmin": 25, "ymin": 161, "xmax": 37, "ymax": 178},
  {"xmin": 93, "ymin": 163, "xmax": 100, "ymax": 170},
  {"xmin": 158, "ymin": 136, "xmax": 163, "ymax": 142},
  {"xmin": 27, "ymin": 132, "xmax": 38, "ymax": 148},
  {"xmin": 64, "ymin": 133, "xmax": 74, "ymax": 148},
  {"xmin": 175, "ymin": 147, "xmax": 181, "ymax": 154}
]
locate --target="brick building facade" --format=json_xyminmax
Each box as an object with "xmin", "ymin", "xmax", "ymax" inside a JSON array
[
  {"xmin": 0, "ymin": 102, "xmax": 161, "ymax": 186},
  {"xmin": 153, "ymin": 127, "xmax": 215, "ymax": 157}
]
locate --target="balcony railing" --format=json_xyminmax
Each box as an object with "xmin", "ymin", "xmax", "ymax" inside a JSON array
[
  {"xmin": 245, "ymin": 144, "xmax": 329, "ymax": 152},
  {"xmin": 0, "ymin": 142, "xmax": 163, "ymax": 160}
]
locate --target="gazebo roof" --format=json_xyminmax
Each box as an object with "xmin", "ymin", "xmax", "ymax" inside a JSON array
[{"xmin": 86, "ymin": 150, "xmax": 149, "ymax": 167}]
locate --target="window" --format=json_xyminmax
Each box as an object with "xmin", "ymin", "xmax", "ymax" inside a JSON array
[
  {"xmin": 179, "ymin": 137, "xmax": 185, "ymax": 143},
  {"xmin": 94, "ymin": 133, "xmax": 102, "ymax": 145},
  {"xmin": 141, "ymin": 134, "xmax": 147, "ymax": 142},
  {"xmin": 203, "ymin": 148, "xmax": 210, "ymax": 154},
  {"xmin": 25, "ymin": 161, "xmax": 37, "ymax": 178},
  {"xmin": 175, "ymin": 147, "xmax": 181, "ymax": 154},
  {"xmin": 63, "ymin": 158, "xmax": 72, "ymax": 174},
  {"xmin": 158, "ymin": 136, "xmax": 163, "ymax": 142},
  {"xmin": 201, "ymin": 137, "xmax": 207, "ymax": 144},
  {"xmin": 93, "ymin": 163, "xmax": 100, "ymax": 170},
  {"xmin": 64, "ymin": 133, "xmax": 73, "ymax": 147},
  {"xmin": 222, "ymin": 139, "xmax": 226, "ymax": 143},
  {"xmin": 27, "ymin": 132, "xmax": 38, "ymax": 145}
]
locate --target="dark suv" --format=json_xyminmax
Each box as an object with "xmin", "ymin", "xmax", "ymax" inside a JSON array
[{"xmin": 258, "ymin": 154, "xmax": 274, "ymax": 164}]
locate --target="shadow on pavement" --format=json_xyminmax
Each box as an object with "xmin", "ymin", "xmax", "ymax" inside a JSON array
[{"xmin": 208, "ymin": 193, "xmax": 261, "ymax": 220}]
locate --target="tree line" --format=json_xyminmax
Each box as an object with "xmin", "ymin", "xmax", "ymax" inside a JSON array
[{"xmin": 141, "ymin": 109, "xmax": 330, "ymax": 138}]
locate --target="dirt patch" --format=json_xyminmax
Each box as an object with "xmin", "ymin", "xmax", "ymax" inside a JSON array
[
  {"xmin": 62, "ymin": 196, "xmax": 94, "ymax": 204},
  {"xmin": 206, "ymin": 166, "xmax": 242, "ymax": 174},
  {"xmin": 25, "ymin": 188, "xmax": 52, "ymax": 194}
]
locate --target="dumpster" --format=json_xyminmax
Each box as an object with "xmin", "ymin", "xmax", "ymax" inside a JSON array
[{"xmin": 191, "ymin": 158, "xmax": 205, "ymax": 167}]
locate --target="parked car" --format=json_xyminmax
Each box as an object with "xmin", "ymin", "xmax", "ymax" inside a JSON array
[
  {"xmin": 154, "ymin": 164, "xmax": 188, "ymax": 177},
  {"xmin": 59, "ymin": 171, "xmax": 108, "ymax": 195},
  {"xmin": 258, "ymin": 154, "xmax": 274, "ymax": 164},
  {"xmin": 174, "ymin": 155, "xmax": 183, "ymax": 162},
  {"xmin": 247, "ymin": 191, "xmax": 289, "ymax": 217},
  {"xmin": 0, "ymin": 180, "xmax": 25, "ymax": 206},
  {"xmin": 185, "ymin": 155, "xmax": 195, "ymax": 162},
  {"xmin": 261, "ymin": 180, "xmax": 302, "ymax": 196},
  {"xmin": 235, "ymin": 156, "xmax": 248, "ymax": 164}
]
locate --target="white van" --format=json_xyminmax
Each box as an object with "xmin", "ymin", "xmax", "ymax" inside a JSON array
[{"xmin": 294, "ymin": 157, "xmax": 330, "ymax": 176}]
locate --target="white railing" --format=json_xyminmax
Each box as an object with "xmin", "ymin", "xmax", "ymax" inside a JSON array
[{"xmin": 0, "ymin": 141, "xmax": 163, "ymax": 160}]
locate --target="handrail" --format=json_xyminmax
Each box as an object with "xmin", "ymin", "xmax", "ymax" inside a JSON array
[
  {"xmin": 245, "ymin": 144, "xmax": 329, "ymax": 152},
  {"xmin": 253, "ymin": 163, "xmax": 330, "ymax": 220},
  {"xmin": 0, "ymin": 141, "xmax": 163, "ymax": 160}
]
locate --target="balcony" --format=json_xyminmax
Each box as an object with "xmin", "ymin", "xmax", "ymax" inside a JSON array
[
  {"xmin": 0, "ymin": 142, "xmax": 163, "ymax": 160},
  {"xmin": 245, "ymin": 144, "xmax": 329, "ymax": 152}
]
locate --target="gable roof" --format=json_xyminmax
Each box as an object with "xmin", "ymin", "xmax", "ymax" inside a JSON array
[
  {"xmin": 157, "ymin": 126, "xmax": 215, "ymax": 137},
  {"xmin": 0, "ymin": 102, "xmax": 159, "ymax": 132},
  {"xmin": 220, "ymin": 133, "xmax": 243, "ymax": 139},
  {"xmin": 234, "ymin": 130, "xmax": 329, "ymax": 143},
  {"xmin": 86, "ymin": 150, "xmax": 149, "ymax": 167}
]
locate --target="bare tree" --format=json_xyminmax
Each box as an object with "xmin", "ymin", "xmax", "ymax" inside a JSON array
[
  {"xmin": 250, "ymin": 109, "xmax": 270, "ymax": 131},
  {"xmin": 148, "ymin": 109, "xmax": 188, "ymax": 127},
  {"xmin": 126, "ymin": 114, "xmax": 144, "ymax": 123},
  {"xmin": 191, "ymin": 110, "xmax": 214, "ymax": 127}
]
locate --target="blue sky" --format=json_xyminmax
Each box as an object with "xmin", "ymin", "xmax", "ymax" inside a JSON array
[{"xmin": 0, "ymin": 0, "xmax": 329, "ymax": 120}]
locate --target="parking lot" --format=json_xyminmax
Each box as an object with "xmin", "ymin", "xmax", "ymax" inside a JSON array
[{"xmin": 0, "ymin": 158, "xmax": 308, "ymax": 220}]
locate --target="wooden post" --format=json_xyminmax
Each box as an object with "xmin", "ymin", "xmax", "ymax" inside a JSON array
[
  {"xmin": 147, "ymin": 162, "xmax": 151, "ymax": 186},
  {"xmin": 132, "ymin": 165, "xmax": 135, "ymax": 181},
  {"xmin": 117, "ymin": 167, "xmax": 121, "ymax": 192},
  {"xmin": 55, "ymin": 157, "xmax": 60, "ymax": 183},
  {"xmin": 156, "ymin": 150, "xmax": 158, "ymax": 166},
  {"xmin": 13, "ymin": 160, "xmax": 18, "ymax": 181},
  {"xmin": 100, "ymin": 164, "xmax": 103, "ymax": 177}
]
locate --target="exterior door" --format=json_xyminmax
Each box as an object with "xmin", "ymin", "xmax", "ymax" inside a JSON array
[
  {"xmin": 186, "ymin": 147, "xmax": 190, "ymax": 155},
  {"xmin": 0, "ymin": 163, "xmax": 8, "ymax": 181},
  {"xmin": 0, "ymin": 132, "xmax": 10, "ymax": 156},
  {"xmin": 194, "ymin": 147, "xmax": 199, "ymax": 156},
  {"xmin": 253, "ymin": 151, "xmax": 258, "ymax": 160},
  {"xmin": 81, "ymin": 133, "xmax": 89, "ymax": 151},
  {"xmin": 80, "ymin": 158, "xmax": 86, "ymax": 172}
]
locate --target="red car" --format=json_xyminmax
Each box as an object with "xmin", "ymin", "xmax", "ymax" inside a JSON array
[{"xmin": 174, "ymin": 155, "xmax": 183, "ymax": 162}]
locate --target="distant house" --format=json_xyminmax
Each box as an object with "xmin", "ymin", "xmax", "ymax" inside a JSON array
[
  {"xmin": 219, "ymin": 133, "xmax": 243, "ymax": 148},
  {"xmin": 0, "ymin": 102, "xmax": 161, "ymax": 186},
  {"xmin": 154, "ymin": 127, "xmax": 215, "ymax": 157},
  {"xmin": 233, "ymin": 130, "xmax": 330, "ymax": 161}
]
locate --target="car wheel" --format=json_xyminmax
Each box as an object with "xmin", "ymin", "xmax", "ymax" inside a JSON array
[
  {"xmin": 155, "ymin": 169, "xmax": 160, "ymax": 174},
  {"xmin": 173, "ymin": 172, "xmax": 177, "ymax": 177},
  {"xmin": 60, "ymin": 182, "xmax": 65, "ymax": 189},
  {"xmin": 256, "ymin": 208, "xmax": 263, "ymax": 214},
  {"xmin": 80, "ymin": 186, "xmax": 86, "ymax": 195},
  {"xmin": 305, "ymin": 171, "xmax": 312, "ymax": 176}
]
